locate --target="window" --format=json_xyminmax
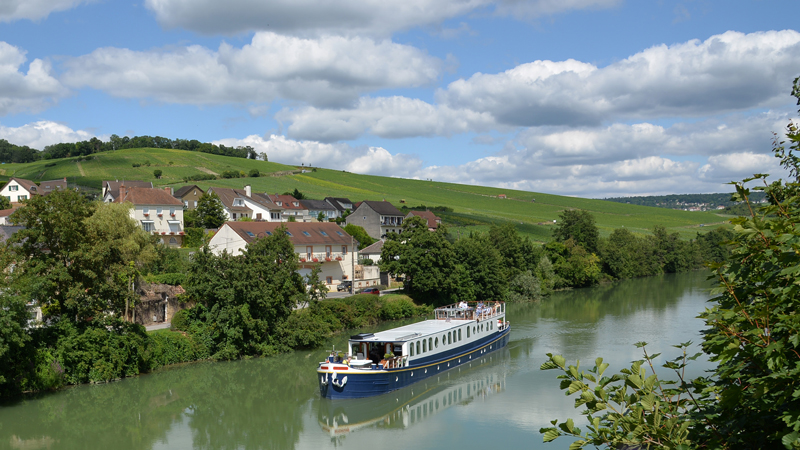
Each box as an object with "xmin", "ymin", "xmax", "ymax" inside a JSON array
[
  {"xmin": 194, "ymin": 201, "xmax": 198, "ymax": 207},
  {"xmin": 234, "ymin": 199, "xmax": 244, "ymax": 206},
  {"xmin": 342, "ymin": 245, "xmax": 347, "ymax": 254},
  {"xmin": 416, "ymin": 341, "xmax": 420, "ymax": 354},
  {"xmin": 285, "ymin": 231, "xmax": 292, "ymax": 236},
  {"xmin": 481, "ymin": 324, "xmax": 484, "ymax": 332},
  {"xmin": 9, "ymin": 185, "xmax": 17, "ymax": 191},
  {"xmin": 448, "ymin": 332, "xmax": 451, "ymax": 345},
  {"xmin": 458, "ymin": 329, "xmax": 461, "ymax": 340},
  {"xmin": 143, "ymin": 207, "xmax": 149, "ymax": 214},
  {"xmin": 169, "ymin": 237, "xmax": 178, "ymax": 245},
  {"xmin": 271, "ymin": 212, "xmax": 281, "ymax": 220},
  {"xmin": 423, "ymin": 340, "xmax": 426, "ymax": 353},
  {"xmin": 336, "ymin": 231, "xmax": 344, "ymax": 236},
  {"xmin": 410, "ymin": 344, "xmax": 414, "ymax": 357},
  {"xmin": 157, "ymin": 208, "xmax": 163, "ymax": 215},
  {"xmin": 467, "ymin": 327, "xmax": 470, "ymax": 338},
  {"xmin": 170, "ymin": 208, "xmax": 176, "ymax": 216},
  {"xmin": 265, "ymin": 231, "xmax": 272, "ymax": 236},
  {"xmin": 319, "ymin": 230, "xmax": 328, "ymax": 236},
  {"xmin": 184, "ymin": 200, "xmax": 189, "ymax": 207},
  {"xmin": 434, "ymin": 337, "xmax": 438, "ymax": 348},
  {"xmin": 141, "ymin": 221, "xmax": 155, "ymax": 232},
  {"xmin": 428, "ymin": 338, "xmax": 432, "ymax": 351},
  {"xmin": 326, "ymin": 276, "xmax": 332, "ymax": 284},
  {"xmin": 245, "ymin": 231, "xmax": 255, "ymax": 237},
  {"xmin": 326, "ymin": 245, "xmax": 332, "ymax": 257},
  {"xmin": 18, "ymin": 195, "xmax": 27, "ymax": 201}
]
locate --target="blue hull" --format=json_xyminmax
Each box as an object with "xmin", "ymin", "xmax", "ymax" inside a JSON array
[{"xmin": 318, "ymin": 326, "xmax": 511, "ymax": 399}]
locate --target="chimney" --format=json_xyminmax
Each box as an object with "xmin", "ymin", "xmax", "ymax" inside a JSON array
[
  {"xmin": 63, "ymin": 177, "xmax": 67, "ymax": 182},
  {"xmin": 120, "ymin": 185, "xmax": 127, "ymax": 201},
  {"xmin": 245, "ymin": 185, "xmax": 252, "ymax": 197},
  {"xmin": 164, "ymin": 186, "xmax": 172, "ymax": 195}
]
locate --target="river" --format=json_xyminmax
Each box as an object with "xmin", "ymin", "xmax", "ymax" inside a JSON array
[{"xmin": 0, "ymin": 271, "xmax": 715, "ymax": 450}]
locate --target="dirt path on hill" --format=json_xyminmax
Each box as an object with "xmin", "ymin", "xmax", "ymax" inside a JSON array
[
  {"xmin": 75, "ymin": 161, "xmax": 86, "ymax": 176},
  {"xmin": 195, "ymin": 167, "xmax": 218, "ymax": 175}
]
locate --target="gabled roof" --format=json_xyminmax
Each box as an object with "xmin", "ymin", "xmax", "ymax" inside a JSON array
[
  {"xmin": 103, "ymin": 180, "xmax": 153, "ymax": 199},
  {"xmin": 224, "ymin": 221, "xmax": 352, "ymax": 246},
  {"xmin": 6, "ymin": 177, "xmax": 38, "ymax": 193},
  {"xmin": 173, "ymin": 185, "xmax": 202, "ymax": 198},
  {"xmin": 406, "ymin": 210, "xmax": 442, "ymax": 229},
  {"xmin": 0, "ymin": 207, "xmax": 18, "ymax": 218},
  {"xmin": 209, "ymin": 187, "xmax": 252, "ymax": 213},
  {"xmin": 301, "ymin": 199, "xmax": 337, "ymax": 211},
  {"xmin": 117, "ymin": 187, "xmax": 183, "ymax": 206},
  {"xmin": 249, "ymin": 193, "xmax": 282, "ymax": 211},
  {"xmin": 360, "ymin": 200, "xmax": 403, "ymax": 216},
  {"xmin": 0, "ymin": 226, "xmax": 25, "ymax": 244},
  {"xmin": 266, "ymin": 194, "xmax": 305, "ymax": 211},
  {"xmin": 324, "ymin": 197, "xmax": 354, "ymax": 212},
  {"xmin": 4, "ymin": 177, "xmax": 67, "ymax": 195},
  {"xmin": 359, "ymin": 239, "xmax": 384, "ymax": 255}
]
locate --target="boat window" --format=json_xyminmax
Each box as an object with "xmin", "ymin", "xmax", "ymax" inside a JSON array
[
  {"xmin": 481, "ymin": 324, "xmax": 484, "ymax": 332},
  {"xmin": 473, "ymin": 326, "xmax": 476, "ymax": 335},
  {"xmin": 435, "ymin": 337, "xmax": 439, "ymax": 348},
  {"xmin": 448, "ymin": 332, "xmax": 451, "ymax": 345},
  {"xmin": 429, "ymin": 337, "xmax": 432, "ymax": 351},
  {"xmin": 410, "ymin": 343, "xmax": 414, "ymax": 356},
  {"xmin": 466, "ymin": 327, "xmax": 470, "ymax": 338},
  {"xmin": 416, "ymin": 341, "xmax": 420, "ymax": 354},
  {"xmin": 458, "ymin": 329, "xmax": 462, "ymax": 340},
  {"xmin": 423, "ymin": 340, "xmax": 426, "ymax": 353}
]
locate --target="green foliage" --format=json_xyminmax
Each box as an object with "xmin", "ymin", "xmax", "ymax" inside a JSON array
[
  {"xmin": 248, "ymin": 168, "xmax": 260, "ymax": 178},
  {"xmin": 0, "ymin": 195, "xmax": 10, "ymax": 210},
  {"xmin": 540, "ymin": 343, "xmax": 700, "ymax": 449},
  {"xmin": 221, "ymin": 170, "xmax": 240, "ymax": 179},
  {"xmin": 183, "ymin": 226, "xmax": 208, "ymax": 247},
  {"xmin": 184, "ymin": 208, "xmax": 199, "ymax": 228},
  {"xmin": 181, "ymin": 229, "xmax": 305, "ymax": 360},
  {"xmin": 145, "ymin": 330, "xmax": 205, "ymax": 370},
  {"xmin": 170, "ymin": 309, "xmax": 190, "ymax": 332},
  {"xmin": 507, "ymin": 270, "xmax": 542, "ymax": 302},
  {"xmin": 144, "ymin": 272, "xmax": 186, "ymax": 286},
  {"xmin": 153, "ymin": 169, "xmax": 162, "ymax": 179},
  {"xmin": 196, "ymin": 191, "xmax": 227, "ymax": 229},
  {"xmin": 545, "ymin": 239, "xmax": 602, "ymax": 288},
  {"xmin": 343, "ymin": 224, "xmax": 375, "ymax": 249},
  {"xmin": 183, "ymin": 173, "xmax": 217, "ymax": 182},
  {"xmin": 553, "ymin": 209, "xmax": 600, "ymax": 254},
  {"xmin": 0, "ymin": 292, "xmax": 33, "ymax": 396}
]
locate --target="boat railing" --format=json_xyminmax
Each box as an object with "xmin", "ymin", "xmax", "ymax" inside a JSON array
[
  {"xmin": 381, "ymin": 355, "xmax": 407, "ymax": 369},
  {"xmin": 434, "ymin": 301, "xmax": 504, "ymax": 321}
]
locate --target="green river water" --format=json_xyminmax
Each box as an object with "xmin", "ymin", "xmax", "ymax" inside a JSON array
[{"xmin": 0, "ymin": 271, "xmax": 715, "ymax": 450}]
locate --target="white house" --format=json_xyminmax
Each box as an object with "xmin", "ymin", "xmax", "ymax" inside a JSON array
[
  {"xmin": 1, "ymin": 177, "xmax": 67, "ymax": 204},
  {"xmin": 117, "ymin": 186, "xmax": 185, "ymax": 247},
  {"xmin": 102, "ymin": 180, "xmax": 153, "ymax": 202},
  {"xmin": 208, "ymin": 221, "xmax": 357, "ymax": 290}
]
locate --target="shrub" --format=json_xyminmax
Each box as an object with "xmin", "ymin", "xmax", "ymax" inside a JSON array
[
  {"xmin": 144, "ymin": 272, "xmax": 186, "ymax": 285},
  {"xmin": 248, "ymin": 169, "xmax": 260, "ymax": 178},
  {"xmin": 220, "ymin": 170, "xmax": 240, "ymax": 179},
  {"xmin": 183, "ymin": 174, "xmax": 216, "ymax": 182},
  {"xmin": 145, "ymin": 330, "xmax": 203, "ymax": 370},
  {"xmin": 507, "ymin": 270, "xmax": 542, "ymax": 302},
  {"xmin": 170, "ymin": 309, "xmax": 190, "ymax": 331}
]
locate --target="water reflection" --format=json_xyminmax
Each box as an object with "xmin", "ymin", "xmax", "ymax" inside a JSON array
[
  {"xmin": 0, "ymin": 272, "xmax": 714, "ymax": 450},
  {"xmin": 317, "ymin": 348, "xmax": 510, "ymax": 441}
]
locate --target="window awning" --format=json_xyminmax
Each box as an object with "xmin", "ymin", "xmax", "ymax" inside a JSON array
[{"xmin": 167, "ymin": 220, "xmax": 181, "ymax": 224}]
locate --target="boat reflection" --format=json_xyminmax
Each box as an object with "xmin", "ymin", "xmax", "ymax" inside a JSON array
[{"xmin": 317, "ymin": 348, "xmax": 509, "ymax": 438}]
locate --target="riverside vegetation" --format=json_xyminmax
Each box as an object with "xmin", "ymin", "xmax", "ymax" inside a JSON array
[{"xmin": 539, "ymin": 78, "xmax": 800, "ymax": 450}]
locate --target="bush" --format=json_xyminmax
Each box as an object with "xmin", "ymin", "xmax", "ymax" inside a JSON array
[
  {"xmin": 507, "ymin": 270, "xmax": 542, "ymax": 302},
  {"xmin": 144, "ymin": 272, "xmax": 186, "ymax": 285},
  {"xmin": 220, "ymin": 170, "xmax": 240, "ymax": 179},
  {"xmin": 170, "ymin": 309, "xmax": 190, "ymax": 331},
  {"xmin": 248, "ymin": 169, "xmax": 260, "ymax": 178},
  {"xmin": 183, "ymin": 227, "xmax": 207, "ymax": 247},
  {"xmin": 145, "ymin": 330, "xmax": 204, "ymax": 370},
  {"xmin": 183, "ymin": 173, "xmax": 217, "ymax": 182}
]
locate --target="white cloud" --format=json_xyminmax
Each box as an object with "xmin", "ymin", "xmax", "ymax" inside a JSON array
[
  {"xmin": 61, "ymin": 33, "xmax": 442, "ymax": 108},
  {"xmin": 279, "ymin": 96, "xmax": 496, "ymax": 142},
  {"xmin": 213, "ymin": 134, "xmax": 423, "ymax": 177},
  {"xmin": 0, "ymin": 0, "xmax": 93, "ymax": 22},
  {"xmin": 145, "ymin": 0, "xmax": 617, "ymax": 37},
  {"xmin": 0, "ymin": 42, "xmax": 68, "ymax": 116},
  {"xmin": 0, "ymin": 120, "xmax": 95, "ymax": 149},
  {"xmin": 438, "ymin": 30, "xmax": 800, "ymax": 127}
]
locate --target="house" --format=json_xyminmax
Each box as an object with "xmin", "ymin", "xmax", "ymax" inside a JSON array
[
  {"xmin": 208, "ymin": 187, "xmax": 253, "ymax": 221},
  {"xmin": 102, "ymin": 180, "xmax": 153, "ymax": 202},
  {"xmin": 301, "ymin": 199, "xmax": 338, "ymax": 222},
  {"xmin": 208, "ymin": 221, "xmax": 356, "ymax": 290},
  {"xmin": 117, "ymin": 186, "xmax": 185, "ymax": 247},
  {"xmin": 173, "ymin": 185, "xmax": 204, "ymax": 210},
  {"xmin": 245, "ymin": 192, "xmax": 284, "ymax": 222},
  {"xmin": 1, "ymin": 177, "xmax": 67, "ymax": 204},
  {"xmin": 266, "ymin": 194, "xmax": 311, "ymax": 222},
  {"xmin": 359, "ymin": 239, "xmax": 384, "ymax": 264},
  {"xmin": 0, "ymin": 207, "xmax": 17, "ymax": 226},
  {"xmin": 345, "ymin": 200, "xmax": 405, "ymax": 239},
  {"xmin": 498, "ymin": 194, "xmax": 507, "ymax": 199},
  {"xmin": 405, "ymin": 210, "xmax": 442, "ymax": 231},
  {"xmin": 324, "ymin": 197, "xmax": 354, "ymax": 218}
]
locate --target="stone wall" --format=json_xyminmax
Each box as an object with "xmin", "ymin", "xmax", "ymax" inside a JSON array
[{"xmin": 134, "ymin": 283, "xmax": 193, "ymax": 326}]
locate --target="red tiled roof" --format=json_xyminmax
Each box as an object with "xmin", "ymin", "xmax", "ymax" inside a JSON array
[
  {"xmin": 406, "ymin": 210, "xmax": 442, "ymax": 229},
  {"xmin": 266, "ymin": 194, "xmax": 305, "ymax": 210},
  {"xmin": 117, "ymin": 187, "xmax": 183, "ymax": 206},
  {"xmin": 224, "ymin": 221, "xmax": 352, "ymax": 246}
]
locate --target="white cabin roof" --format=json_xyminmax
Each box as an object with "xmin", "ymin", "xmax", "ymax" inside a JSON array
[{"xmin": 351, "ymin": 319, "xmax": 476, "ymax": 343}]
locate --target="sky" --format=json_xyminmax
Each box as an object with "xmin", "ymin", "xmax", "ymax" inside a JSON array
[{"xmin": 1, "ymin": 0, "xmax": 798, "ymax": 198}]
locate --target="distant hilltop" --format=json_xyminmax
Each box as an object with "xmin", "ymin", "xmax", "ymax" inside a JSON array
[{"xmin": 602, "ymin": 192, "xmax": 767, "ymax": 212}]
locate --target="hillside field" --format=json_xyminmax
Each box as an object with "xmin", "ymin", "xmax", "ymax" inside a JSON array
[{"xmin": 0, "ymin": 148, "xmax": 732, "ymax": 241}]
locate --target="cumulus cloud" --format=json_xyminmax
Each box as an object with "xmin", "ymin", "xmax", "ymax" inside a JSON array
[
  {"xmin": 0, "ymin": 42, "xmax": 68, "ymax": 116},
  {"xmin": 0, "ymin": 120, "xmax": 95, "ymax": 149},
  {"xmin": 0, "ymin": 0, "xmax": 93, "ymax": 22},
  {"xmin": 61, "ymin": 33, "xmax": 442, "ymax": 108},
  {"xmin": 279, "ymin": 96, "xmax": 495, "ymax": 142},
  {"xmin": 437, "ymin": 30, "xmax": 800, "ymax": 126},
  {"xmin": 145, "ymin": 0, "xmax": 617, "ymax": 37},
  {"xmin": 213, "ymin": 134, "xmax": 423, "ymax": 177}
]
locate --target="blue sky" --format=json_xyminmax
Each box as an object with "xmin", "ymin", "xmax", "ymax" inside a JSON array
[{"xmin": 1, "ymin": 0, "xmax": 798, "ymax": 197}]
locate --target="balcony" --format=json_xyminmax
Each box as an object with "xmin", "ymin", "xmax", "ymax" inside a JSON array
[{"xmin": 299, "ymin": 252, "xmax": 347, "ymax": 263}]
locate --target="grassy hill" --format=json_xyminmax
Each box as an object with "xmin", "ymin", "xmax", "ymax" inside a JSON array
[{"xmin": 0, "ymin": 148, "xmax": 732, "ymax": 242}]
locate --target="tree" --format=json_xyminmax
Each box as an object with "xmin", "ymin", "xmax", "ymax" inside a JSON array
[
  {"xmin": 7, "ymin": 192, "xmax": 156, "ymax": 322},
  {"xmin": 196, "ymin": 192, "xmax": 226, "ymax": 229},
  {"xmin": 539, "ymin": 78, "xmax": 800, "ymax": 449},
  {"xmin": 453, "ymin": 233, "xmax": 507, "ymax": 302},
  {"xmin": 342, "ymin": 224, "xmax": 375, "ymax": 250},
  {"xmin": 153, "ymin": 169, "xmax": 162, "ymax": 179},
  {"xmin": 248, "ymin": 169, "xmax": 260, "ymax": 178},
  {"xmin": 182, "ymin": 228, "xmax": 306, "ymax": 359},
  {"xmin": 0, "ymin": 195, "xmax": 10, "ymax": 210},
  {"xmin": 552, "ymin": 209, "xmax": 600, "ymax": 254},
  {"xmin": 317, "ymin": 211, "xmax": 326, "ymax": 222}
]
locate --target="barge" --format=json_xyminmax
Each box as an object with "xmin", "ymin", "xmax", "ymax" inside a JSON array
[{"xmin": 318, "ymin": 301, "xmax": 510, "ymax": 399}]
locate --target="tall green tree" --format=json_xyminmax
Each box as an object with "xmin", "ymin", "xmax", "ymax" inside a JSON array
[
  {"xmin": 196, "ymin": 191, "xmax": 226, "ymax": 228},
  {"xmin": 342, "ymin": 224, "xmax": 375, "ymax": 250},
  {"xmin": 453, "ymin": 233, "xmax": 507, "ymax": 302},
  {"xmin": 182, "ymin": 228, "xmax": 306, "ymax": 359},
  {"xmin": 552, "ymin": 209, "xmax": 600, "ymax": 254},
  {"xmin": 0, "ymin": 195, "xmax": 10, "ymax": 210}
]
